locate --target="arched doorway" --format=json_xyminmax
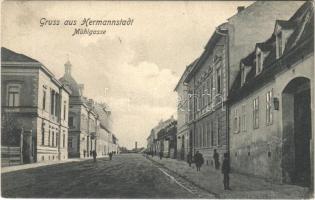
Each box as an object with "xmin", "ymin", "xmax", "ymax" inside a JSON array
[{"xmin": 282, "ymin": 77, "xmax": 311, "ymax": 187}]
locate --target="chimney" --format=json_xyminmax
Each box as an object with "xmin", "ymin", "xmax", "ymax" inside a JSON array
[
  {"xmin": 88, "ymin": 98, "xmax": 94, "ymax": 106},
  {"xmin": 64, "ymin": 60, "xmax": 72, "ymax": 75},
  {"xmin": 237, "ymin": 6, "xmax": 245, "ymax": 13},
  {"xmin": 78, "ymin": 84, "xmax": 84, "ymax": 96}
]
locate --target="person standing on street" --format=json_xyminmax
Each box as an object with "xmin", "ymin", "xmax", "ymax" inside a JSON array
[
  {"xmin": 187, "ymin": 152, "xmax": 192, "ymax": 167},
  {"xmin": 92, "ymin": 150, "xmax": 97, "ymax": 162},
  {"xmin": 194, "ymin": 151, "xmax": 204, "ymax": 172},
  {"xmin": 213, "ymin": 149, "xmax": 220, "ymax": 170},
  {"xmin": 222, "ymin": 152, "xmax": 231, "ymax": 190},
  {"xmin": 159, "ymin": 151, "xmax": 163, "ymax": 160},
  {"xmin": 109, "ymin": 152, "xmax": 113, "ymax": 160}
]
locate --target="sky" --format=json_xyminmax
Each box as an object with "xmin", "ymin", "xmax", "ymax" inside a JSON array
[{"xmin": 2, "ymin": 1, "xmax": 253, "ymax": 149}]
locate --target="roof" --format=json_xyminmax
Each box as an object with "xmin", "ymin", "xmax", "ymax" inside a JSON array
[
  {"xmin": 59, "ymin": 61, "xmax": 83, "ymax": 97},
  {"xmin": 1, "ymin": 47, "xmax": 72, "ymax": 94},
  {"xmin": 1, "ymin": 47, "xmax": 39, "ymax": 63},
  {"xmin": 229, "ymin": 1, "xmax": 314, "ymax": 103},
  {"xmin": 184, "ymin": 23, "xmax": 228, "ymax": 83},
  {"xmin": 174, "ymin": 58, "xmax": 199, "ymax": 91},
  {"xmin": 94, "ymin": 102, "xmax": 112, "ymax": 132}
]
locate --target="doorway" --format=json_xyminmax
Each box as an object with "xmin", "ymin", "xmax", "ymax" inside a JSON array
[{"xmin": 282, "ymin": 77, "xmax": 311, "ymax": 187}]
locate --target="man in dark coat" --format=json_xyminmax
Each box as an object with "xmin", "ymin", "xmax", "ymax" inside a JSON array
[
  {"xmin": 213, "ymin": 149, "xmax": 220, "ymax": 170},
  {"xmin": 92, "ymin": 150, "xmax": 97, "ymax": 162},
  {"xmin": 221, "ymin": 152, "xmax": 231, "ymax": 190},
  {"xmin": 109, "ymin": 152, "xmax": 113, "ymax": 160},
  {"xmin": 187, "ymin": 152, "xmax": 192, "ymax": 167},
  {"xmin": 194, "ymin": 151, "xmax": 204, "ymax": 172},
  {"xmin": 159, "ymin": 151, "xmax": 163, "ymax": 160}
]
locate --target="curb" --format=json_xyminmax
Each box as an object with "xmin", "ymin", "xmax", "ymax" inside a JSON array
[{"xmin": 147, "ymin": 156, "xmax": 221, "ymax": 198}]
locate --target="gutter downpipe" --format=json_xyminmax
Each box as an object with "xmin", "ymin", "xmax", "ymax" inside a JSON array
[{"xmin": 215, "ymin": 27, "xmax": 230, "ymax": 157}]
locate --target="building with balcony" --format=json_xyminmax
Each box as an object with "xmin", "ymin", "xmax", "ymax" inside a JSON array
[{"xmin": 1, "ymin": 47, "xmax": 70, "ymax": 164}]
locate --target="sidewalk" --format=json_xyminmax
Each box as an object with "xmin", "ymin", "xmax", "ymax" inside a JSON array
[
  {"xmin": 149, "ymin": 156, "xmax": 311, "ymax": 199},
  {"xmin": 1, "ymin": 156, "xmax": 109, "ymax": 174}
]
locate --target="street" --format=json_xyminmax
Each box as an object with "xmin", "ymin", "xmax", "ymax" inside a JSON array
[{"xmin": 2, "ymin": 154, "xmax": 201, "ymax": 198}]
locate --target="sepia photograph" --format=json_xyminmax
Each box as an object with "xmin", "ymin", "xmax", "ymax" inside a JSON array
[{"xmin": 1, "ymin": 0, "xmax": 314, "ymax": 199}]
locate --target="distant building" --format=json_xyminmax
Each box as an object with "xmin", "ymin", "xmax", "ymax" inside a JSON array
[
  {"xmin": 228, "ymin": 2, "xmax": 313, "ymax": 186},
  {"xmin": 174, "ymin": 62, "xmax": 194, "ymax": 161},
  {"xmin": 1, "ymin": 47, "xmax": 70, "ymax": 164},
  {"xmin": 59, "ymin": 61, "xmax": 99, "ymax": 158},
  {"xmin": 94, "ymin": 102, "xmax": 114, "ymax": 156},
  {"xmin": 147, "ymin": 127, "xmax": 158, "ymax": 156},
  {"xmin": 155, "ymin": 116, "xmax": 177, "ymax": 158}
]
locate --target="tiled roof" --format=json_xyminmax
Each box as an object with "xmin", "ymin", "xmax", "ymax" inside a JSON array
[
  {"xmin": 1, "ymin": 47, "xmax": 39, "ymax": 63},
  {"xmin": 229, "ymin": 1, "xmax": 314, "ymax": 103}
]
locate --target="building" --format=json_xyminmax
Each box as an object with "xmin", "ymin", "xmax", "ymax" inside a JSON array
[
  {"xmin": 147, "ymin": 120, "xmax": 166, "ymax": 156},
  {"xmin": 228, "ymin": 2, "xmax": 313, "ymax": 187},
  {"xmin": 59, "ymin": 61, "xmax": 99, "ymax": 158},
  {"xmin": 1, "ymin": 47, "xmax": 70, "ymax": 164},
  {"xmin": 174, "ymin": 61, "xmax": 195, "ymax": 160},
  {"xmin": 94, "ymin": 102, "xmax": 114, "ymax": 156},
  {"xmin": 176, "ymin": 1, "xmax": 304, "ymax": 168},
  {"xmin": 155, "ymin": 116, "xmax": 177, "ymax": 158}
]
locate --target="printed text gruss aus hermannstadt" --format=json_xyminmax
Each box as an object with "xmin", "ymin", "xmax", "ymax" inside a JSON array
[{"xmin": 39, "ymin": 17, "xmax": 135, "ymax": 36}]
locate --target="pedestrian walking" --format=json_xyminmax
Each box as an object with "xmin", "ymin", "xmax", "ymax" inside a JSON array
[
  {"xmin": 222, "ymin": 152, "xmax": 231, "ymax": 190},
  {"xmin": 194, "ymin": 151, "xmax": 204, "ymax": 172},
  {"xmin": 92, "ymin": 150, "xmax": 97, "ymax": 162},
  {"xmin": 213, "ymin": 149, "xmax": 220, "ymax": 170},
  {"xmin": 109, "ymin": 152, "xmax": 113, "ymax": 160},
  {"xmin": 159, "ymin": 151, "xmax": 163, "ymax": 160},
  {"xmin": 187, "ymin": 152, "xmax": 192, "ymax": 167}
]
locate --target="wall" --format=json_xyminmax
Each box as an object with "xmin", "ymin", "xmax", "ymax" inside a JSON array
[
  {"xmin": 228, "ymin": 1, "xmax": 304, "ymax": 89},
  {"xmin": 229, "ymin": 53, "xmax": 314, "ymax": 182}
]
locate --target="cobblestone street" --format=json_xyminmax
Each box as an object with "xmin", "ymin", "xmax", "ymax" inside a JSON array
[{"xmin": 1, "ymin": 154, "xmax": 206, "ymax": 198}]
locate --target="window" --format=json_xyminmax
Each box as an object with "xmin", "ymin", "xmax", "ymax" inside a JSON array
[
  {"xmin": 68, "ymin": 138, "xmax": 73, "ymax": 148},
  {"xmin": 63, "ymin": 133, "xmax": 65, "ymax": 148},
  {"xmin": 241, "ymin": 64, "xmax": 246, "ymax": 86},
  {"xmin": 216, "ymin": 67, "xmax": 222, "ymax": 94},
  {"xmin": 63, "ymin": 101, "xmax": 67, "ymax": 120},
  {"xmin": 217, "ymin": 118, "xmax": 221, "ymax": 145},
  {"xmin": 210, "ymin": 121, "xmax": 214, "ymax": 146},
  {"xmin": 195, "ymin": 126, "xmax": 198, "ymax": 147},
  {"xmin": 277, "ymin": 32, "xmax": 283, "ymax": 58},
  {"xmin": 51, "ymin": 90, "xmax": 55, "ymax": 115},
  {"xmin": 233, "ymin": 109, "xmax": 240, "ymax": 133},
  {"xmin": 52, "ymin": 131, "xmax": 55, "ymax": 146},
  {"xmin": 69, "ymin": 116, "xmax": 74, "ymax": 128},
  {"xmin": 41, "ymin": 126, "xmax": 45, "ymax": 145},
  {"xmin": 48, "ymin": 130, "xmax": 51, "ymax": 146},
  {"xmin": 8, "ymin": 85, "xmax": 20, "ymax": 107},
  {"xmin": 199, "ymin": 88, "xmax": 202, "ymax": 110},
  {"xmin": 203, "ymin": 123, "xmax": 207, "ymax": 147},
  {"xmin": 202, "ymin": 84, "xmax": 206, "ymax": 108},
  {"xmin": 43, "ymin": 90, "xmax": 46, "ymax": 110},
  {"xmin": 266, "ymin": 89, "xmax": 273, "ymax": 125},
  {"xmin": 207, "ymin": 78, "xmax": 211, "ymax": 104},
  {"xmin": 241, "ymin": 105, "xmax": 246, "ymax": 132},
  {"xmin": 207, "ymin": 122, "xmax": 211, "ymax": 147},
  {"xmin": 253, "ymin": 97, "xmax": 259, "ymax": 129},
  {"xmin": 256, "ymin": 52, "xmax": 262, "ymax": 74}
]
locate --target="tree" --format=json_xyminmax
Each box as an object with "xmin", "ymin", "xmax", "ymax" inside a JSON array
[{"xmin": 1, "ymin": 112, "xmax": 21, "ymax": 146}]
